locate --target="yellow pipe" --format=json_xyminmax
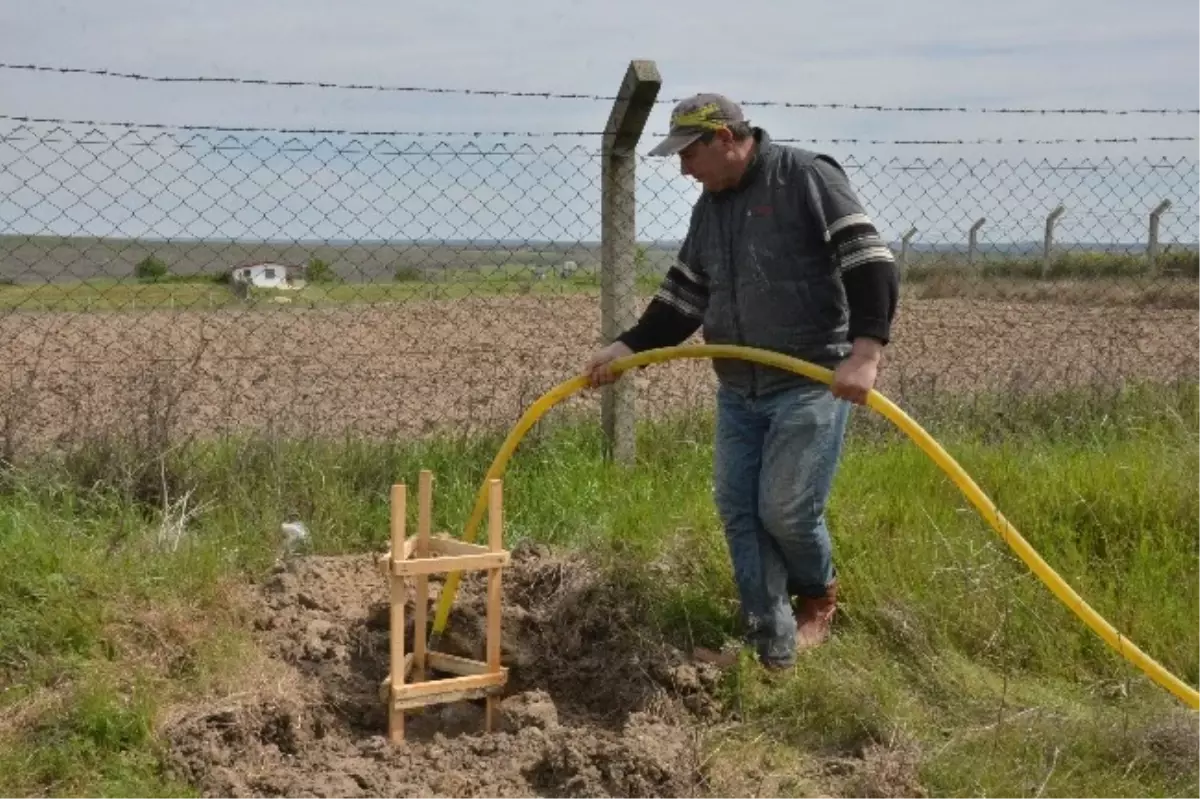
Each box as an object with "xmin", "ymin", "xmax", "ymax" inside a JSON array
[{"xmin": 428, "ymin": 343, "xmax": 1199, "ymax": 710}]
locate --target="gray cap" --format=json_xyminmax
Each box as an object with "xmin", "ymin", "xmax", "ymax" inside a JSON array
[{"xmin": 648, "ymin": 93, "xmax": 746, "ymax": 157}]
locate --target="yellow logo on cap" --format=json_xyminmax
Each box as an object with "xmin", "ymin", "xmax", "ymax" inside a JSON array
[{"xmin": 671, "ymin": 102, "xmax": 726, "ymax": 131}]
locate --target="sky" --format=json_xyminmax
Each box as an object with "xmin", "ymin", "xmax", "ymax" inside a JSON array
[{"xmin": 1, "ymin": 0, "xmax": 1197, "ymax": 245}]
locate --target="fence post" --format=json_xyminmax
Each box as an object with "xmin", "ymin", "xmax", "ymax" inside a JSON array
[
  {"xmin": 1148, "ymin": 199, "xmax": 1171, "ymax": 275},
  {"xmin": 968, "ymin": 218, "xmax": 986, "ymax": 266},
  {"xmin": 899, "ymin": 226, "xmax": 917, "ymax": 277},
  {"xmin": 601, "ymin": 59, "xmax": 661, "ymax": 465},
  {"xmin": 1042, "ymin": 204, "xmax": 1065, "ymax": 277}
]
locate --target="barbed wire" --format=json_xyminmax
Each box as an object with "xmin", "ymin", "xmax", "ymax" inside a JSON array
[
  {"xmin": 3, "ymin": 61, "xmax": 1197, "ymax": 116},
  {"xmin": 0, "ymin": 114, "xmax": 602, "ymax": 139},
  {"xmin": 2, "ymin": 115, "xmax": 1196, "ymax": 148}
]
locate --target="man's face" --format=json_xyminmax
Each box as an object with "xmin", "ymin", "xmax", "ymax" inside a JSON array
[{"xmin": 678, "ymin": 129, "xmax": 737, "ymax": 192}]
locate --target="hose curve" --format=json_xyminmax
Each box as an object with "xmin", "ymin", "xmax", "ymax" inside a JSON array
[{"xmin": 427, "ymin": 344, "xmax": 1198, "ymax": 710}]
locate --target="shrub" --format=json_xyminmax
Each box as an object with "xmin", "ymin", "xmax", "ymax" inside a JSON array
[
  {"xmin": 133, "ymin": 256, "xmax": 168, "ymax": 282},
  {"xmin": 393, "ymin": 265, "xmax": 421, "ymax": 282},
  {"xmin": 305, "ymin": 258, "xmax": 337, "ymax": 283}
]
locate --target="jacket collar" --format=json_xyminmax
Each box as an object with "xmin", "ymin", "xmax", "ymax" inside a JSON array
[{"xmin": 714, "ymin": 127, "xmax": 770, "ymax": 196}]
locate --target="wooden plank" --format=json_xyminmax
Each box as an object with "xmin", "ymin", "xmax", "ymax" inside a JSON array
[
  {"xmin": 427, "ymin": 536, "xmax": 495, "ymax": 557},
  {"xmin": 378, "ymin": 653, "xmax": 417, "ymax": 701},
  {"xmin": 487, "ymin": 479, "xmax": 503, "ymax": 672},
  {"xmin": 427, "ymin": 651, "xmax": 492, "ymax": 677},
  {"xmin": 414, "ymin": 471, "xmax": 432, "ymax": 680},
  {"xmin": 388, "ymin": 483, "xmax": 407, "ymax": 744},
  {"xmin": 392, "ymin": 551, "xmax": 508, "ymax": 577},
  {"xmin": 376, "ymin": 535, "xmax": 418, "ymax": 571},
  {"xmin": 392, "ymin": 670, "xmax": 506, "ymax": 701},
  {"xmin": 391, "ymin": 684, "xmax": 501, "ymax": 711},
  {"xmin": 378, "ymin": 535, "xmax": 420, "ymax": 561}
]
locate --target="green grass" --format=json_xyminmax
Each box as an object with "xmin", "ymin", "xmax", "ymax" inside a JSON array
[
  {"xmin": 0, "ymin": 382, "xmax": 1196, "ymax": 796},
  {"xmin": 0, "ymin": 268, "xmax": 666, "ymax": 312},
  {"xmin": 4, "ymin": 248, "xmax": 1197, "ymax": 312},
  {"xmin": 0, "ymin": 486, "xmax": 247, "ymax": 797}
]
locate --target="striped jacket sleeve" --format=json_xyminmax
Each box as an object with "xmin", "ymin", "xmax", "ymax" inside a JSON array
[
  {"xmin": 650, "ymin": 227, "xmax": 709, "ymax": 321},
  {"xmin": 803, "ymin": 155, "xmax": 899, "ymax": 344}
]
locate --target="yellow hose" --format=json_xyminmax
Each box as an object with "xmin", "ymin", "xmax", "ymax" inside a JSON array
[{"xmin": 428, "ymin": 343, "xmax": 1199, "ymax": 710}]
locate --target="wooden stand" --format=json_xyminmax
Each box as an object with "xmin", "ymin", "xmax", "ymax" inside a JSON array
[{"xmin": 377, "ymin": 470, "xmax": 509, "ymax": 743}]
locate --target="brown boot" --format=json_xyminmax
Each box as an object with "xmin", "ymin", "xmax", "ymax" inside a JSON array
[
  {"xmin": 692, "ymin": 645, "xmax": 740, "ymax": 668},
  {"xmin": 794, "ymin": 580, "xmax": 837, "ymax": 652}
]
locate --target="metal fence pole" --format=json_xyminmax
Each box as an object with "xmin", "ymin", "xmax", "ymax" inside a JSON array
[{"xmin": 600, "ymin": 59, "xmax": 660, "ymax": 465}]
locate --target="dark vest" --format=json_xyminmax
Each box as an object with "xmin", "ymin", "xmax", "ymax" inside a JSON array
[{"xmin": 685, "ymin": 129, "xmax": 852, "ymax": 396}]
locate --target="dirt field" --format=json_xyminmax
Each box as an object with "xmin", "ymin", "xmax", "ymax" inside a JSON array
[
  {"xmin": 0, "ymin": 292, "xmax": 1196, "ymax": 454},
  {"xmin": 159, "ymin": 545, "xmax": 925, "ymax": 798}
]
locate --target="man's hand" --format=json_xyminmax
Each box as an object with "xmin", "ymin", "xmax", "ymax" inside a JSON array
[
  {"xmin": 583, "ymin": 341, "xmax": 634, "ymax": 387},
  {"xmin": 831, "ymin": 338, "xmax": 883, "ymax": 405}
]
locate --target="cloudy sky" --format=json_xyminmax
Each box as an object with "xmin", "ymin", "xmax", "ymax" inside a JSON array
[{"xmin": 1, "ymin": 0, "xmax": 1197, "ymax": 244}]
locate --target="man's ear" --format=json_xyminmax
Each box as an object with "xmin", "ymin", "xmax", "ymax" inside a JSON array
[{"xmin": 714, "ymin": 126, "xmax": 734, "ymax": 145}]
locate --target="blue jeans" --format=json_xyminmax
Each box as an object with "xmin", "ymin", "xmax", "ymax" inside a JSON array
[{"xmin": 713, "ymin": 380, "xmax": 851, "ymax": 666}]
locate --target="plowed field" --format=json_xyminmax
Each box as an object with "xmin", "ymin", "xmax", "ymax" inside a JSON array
[{"xmin": 1, "ymin": 293, "xmax": 1195, "ymax": 454}]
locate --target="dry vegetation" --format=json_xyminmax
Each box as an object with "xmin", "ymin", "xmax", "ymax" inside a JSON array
[{"xmin": 909, "ymin": 272, "xmax": 1198, "ymax": 309}]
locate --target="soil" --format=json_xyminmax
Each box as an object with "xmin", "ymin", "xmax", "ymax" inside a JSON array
[
  {"xmin": 161, "ymin": 544, "xmax": 727, "ymax": 798},
  {"xmin": 158, "ymin": 543, "xmax": 934, "ymax": 798},
  {"xmin": 0, "ymin": 293, "xmax": 1195, "ymax": 455}
]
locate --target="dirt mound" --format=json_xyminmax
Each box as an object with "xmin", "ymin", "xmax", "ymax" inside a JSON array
[{"xmin": 162, "ymin": 544, "xmax": 721, "ymax": 797}]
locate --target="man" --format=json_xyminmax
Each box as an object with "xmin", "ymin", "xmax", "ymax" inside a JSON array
[{"xmin": 583, "ymin": 93, "xmax": 899, "ymax": 670}]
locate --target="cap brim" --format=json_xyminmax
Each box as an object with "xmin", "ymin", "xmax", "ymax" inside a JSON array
[{"xmin": 647, "ymin": 131, "xmax": 702, "ymax": 157}]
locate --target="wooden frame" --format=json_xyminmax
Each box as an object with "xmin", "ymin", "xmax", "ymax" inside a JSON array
[{"xmin": 377, "ymin": 470, "xmax": 509, "ymax": 743}]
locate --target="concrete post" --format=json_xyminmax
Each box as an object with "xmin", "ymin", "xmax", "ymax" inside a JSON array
[
  {"xmin": 1042, "ymin": 204, "xmax": 1065, "ymax": 277},
  {"xmin": 899, "ymin": 226, "xmax": 917, "ymax": 276},
  {"xmin": 601, "ymin": 59, "xmax": 661, "ymax": 464},
  {"xmin": 1148, "ymin": 199, "xmax": 1171, "ymax": 275},
  {"xmin": 968, "ymin": 218, "xmax": 986, "ymax": 266}
]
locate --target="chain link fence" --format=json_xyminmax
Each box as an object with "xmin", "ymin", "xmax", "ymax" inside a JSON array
[{"xmin": 1, "ymin": 121, "xmax": 1197, "ymax": 457}]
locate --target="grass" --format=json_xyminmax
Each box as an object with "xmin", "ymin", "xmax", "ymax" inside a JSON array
[
  {"xmin": 0, "ymin": 381, "xmax": 1196, "ymax": 796},
  {"xmin": 902, "ymin": 251, "xmax": 1200, "ymax": 309},
  {"xmin": 3, "ymin": 249, "xmax": 1198, "ymax": 312},
  {"xmin": 0, "ymin": 268, "xmax": 667, "ymax": 312}
]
